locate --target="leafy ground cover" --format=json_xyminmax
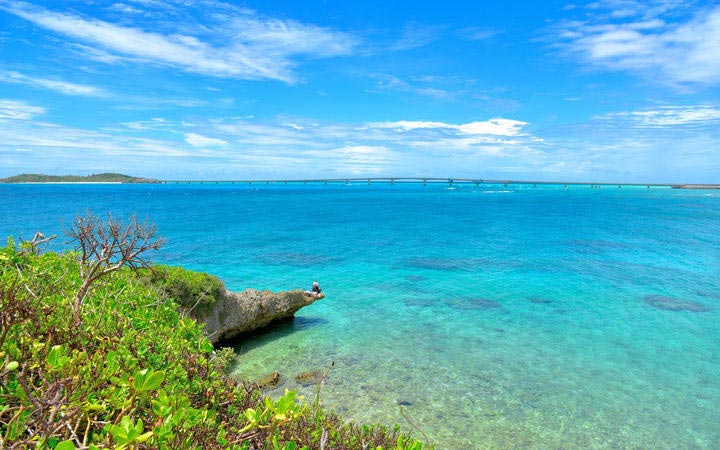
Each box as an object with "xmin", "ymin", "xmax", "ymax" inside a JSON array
[{"xmin": 0, "ymin": 217, "xmax": 427, "ymax": 449}]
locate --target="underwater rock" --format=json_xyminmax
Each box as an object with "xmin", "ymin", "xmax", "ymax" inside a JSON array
[
  {"xmin": 644, "ymin": 295, "xmax": 710, "ymax": 312},
  {"xmin": 295, "ymin": 370, "xmax": 322, "ymax": 386},
  {"xmin": 190, "ymin": 287, "xmax": 324, "ymax": 344},
  {"xmin": 257, "ymin": 371, "xmax": 282, "ymax": 389}
]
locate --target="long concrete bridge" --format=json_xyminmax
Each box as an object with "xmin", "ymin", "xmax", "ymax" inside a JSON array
[{"xmin": 159, "ymin": 177, "xmax": 718, "ymax": 189}]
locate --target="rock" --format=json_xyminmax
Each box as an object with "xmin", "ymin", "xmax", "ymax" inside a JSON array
[
  {"xmin": 257, "ymin": 371, "xmax": 282, "ymax": 389},
  {"xmin": 191, "ymin": 287, "xmax": 324, "ymax": 344},
  {"xmin": 295, "ymin": 370, "xmax": 321, "ymax": 386}
]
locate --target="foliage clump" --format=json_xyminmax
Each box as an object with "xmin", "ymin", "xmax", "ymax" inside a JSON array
[
  {"xmin": 0, "ymin": 226, "xmax": 426, "ymax": 449},
  {"xmin": 141, "ymin": 265, "xmax": 225, "ymax": 312}
]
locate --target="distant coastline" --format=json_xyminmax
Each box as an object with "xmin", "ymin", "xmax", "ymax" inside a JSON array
[
  {"xmin": 2, "ymin": 173, "xmax": 718, "ymax": 188},
  {"xmin": 0, "ymin": 173, "xmax": 160, "ymax": 184}
]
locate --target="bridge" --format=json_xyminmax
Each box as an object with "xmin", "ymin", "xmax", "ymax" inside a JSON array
[{"xmin": 158, "ymin": 177, "xmax": 718, "ymax": 189}]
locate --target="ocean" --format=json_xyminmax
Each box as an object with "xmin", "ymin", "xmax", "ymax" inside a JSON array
[{"xmin": 1, "ymin": 183, "xmax": 718, "ymax": 449}]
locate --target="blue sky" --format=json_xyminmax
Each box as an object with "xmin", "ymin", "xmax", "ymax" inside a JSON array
[{"xmin": 1, "ymin": 0, "xmax": 719, "ymax": 182}]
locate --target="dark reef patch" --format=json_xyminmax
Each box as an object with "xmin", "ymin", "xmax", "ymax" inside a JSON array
[
  {"xmin": 404, "ymin": 275, "xmax": 427, "ymax": 282},
  {"xmin": 446, "ymin": 297, "xmax": 501, "ymax": 310},
  {"xmin": 256, "ymin": 252, "xmax": 340, "ymax": 267},
  {"xmin": 404, "ymin": 257, "xmax": 488, "ymax": 272},
  {"xmin": 644, "ymin": 295, "xmax": 710, "ymax": 312},
  {"xmin": 404, "ymin": 297, "xmax": 436, "ymax": 307},
  {"xmin": 528, "ymin": 297, "xmax": 553, "ymax": 304}
]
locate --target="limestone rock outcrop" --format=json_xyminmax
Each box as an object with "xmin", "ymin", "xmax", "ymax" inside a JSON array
[{"xmin": 192, "ymin": 288, "xmax": 323, "ymax": 344}]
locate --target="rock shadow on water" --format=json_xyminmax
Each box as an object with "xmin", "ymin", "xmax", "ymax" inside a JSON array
[
  {"xmin": 643, "ymin": 295, "xmax": 710, "ymax": 312},
  {"xmin": 221, "ymin": 316, "xmax": 329, "ymax": 350},
  {"xmin": 255, "ymin": 252, "xmax": 341, "ymax": 267}
]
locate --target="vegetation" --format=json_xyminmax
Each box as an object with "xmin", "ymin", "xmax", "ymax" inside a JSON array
[
  {"xmin": 0, "ymin": 173, "xmax": 159, "ymax": 183},
  {"xmin": 0, "ymin": 212, "xmax": 426, "ymax": 449}
]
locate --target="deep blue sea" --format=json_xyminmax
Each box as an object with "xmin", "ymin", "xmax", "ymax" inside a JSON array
[{"xmin": 2, "ymin": 183, "xmax": 719, "ymax": 449}]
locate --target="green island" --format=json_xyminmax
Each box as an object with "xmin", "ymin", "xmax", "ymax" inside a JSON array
[
  {"xmin": 0, "ymin": 173, "xmax": 159, "ymax": 184},
  {"xmin": 0, "ymin": 213, "xmax": 426, "ymax": 449}
]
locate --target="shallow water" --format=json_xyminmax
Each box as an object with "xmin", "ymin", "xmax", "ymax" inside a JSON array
[{"xmin": 2, "ymin": 183, "xmax": 719, "ymax": 449}]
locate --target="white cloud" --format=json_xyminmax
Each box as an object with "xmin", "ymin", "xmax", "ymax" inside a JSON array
[
  {"xmin": 185, "ymin": 132, "xmax": 228, "ymax": 147},
  {"xmin": 0, "ymin": 70, "xmax": 108, "ymax": 97},
  {"xmin": 390, "ymin": 23, "xmax": 444, "ymax": 51},
  {"xmin": 368, "ymin": 118, "xmax": 528, "ymax": 136},
  {"xmin": 108, "ymin": 3, "xmax": 143, "ymax": 14},
  {"xmin": 0, "ymin": 99, "xmax": 46, "ymax": 120},
  {"xmin": 458, "ymin": 27, "xmax": 498, "ymax": 41},
  {"xmin": 597, "ymin": 106, "xmax": 720, "ymax": 126},
  {"xmin": 558, "ymin": 3, "xmax": 720, "ymax": 86},
  {"xmin": 7, "ymin": 104, "xmax": 718, "ymax": 182},
  {"xmin": 120, "ymin": 118, "xmax": 171, "ymax": 131},
  {"xmin": 1, "ymin": 1, "xmax": 357, "ymax": 83}
]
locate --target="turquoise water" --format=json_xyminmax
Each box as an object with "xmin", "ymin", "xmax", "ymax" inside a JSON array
[{"xmin": 1, "ymin": 183, "xmax": 719, "ymax": 449}]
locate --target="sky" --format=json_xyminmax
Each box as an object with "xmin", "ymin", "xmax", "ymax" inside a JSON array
[{"xmin": 1, "ymin": 0, "xmax": 719, "ymax": 182}]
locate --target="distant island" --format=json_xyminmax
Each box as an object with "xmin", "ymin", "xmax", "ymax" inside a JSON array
[{"xmin": 0, "ymin": 173, "xmax": 160, "ymax": 183}]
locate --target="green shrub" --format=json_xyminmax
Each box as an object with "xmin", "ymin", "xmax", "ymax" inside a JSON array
[
  {"xmin": 0, "ymin": 239, "xmax": 428, "ymax": 449},
  {"xmin": 141, "ymin": 265, "xmax": 224, "ymax": 311}
]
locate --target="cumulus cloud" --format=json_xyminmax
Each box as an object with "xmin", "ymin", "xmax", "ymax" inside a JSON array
[
  {"xmin": 0, "ymin": 99, "xmax": 46, "ymax": 120},
  {"xmin": 0, "ymin": 70, "xmax": 108, "ymax": 97},
  {"xmin": 1, "ymin": 1, "xmax": 357, "ymax": 83},
  {"xmin": 557, "ymin": 2, "xmax": 720, "ymax": 86}
]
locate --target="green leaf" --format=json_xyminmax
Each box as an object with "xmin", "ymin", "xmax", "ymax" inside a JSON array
[
  {"xmin": 5, "ymin": 360, "xmax": 19, "ymax": 371},
  {"xmin": 134, "ymin": 369, "xmax": 165, "ymax": 392},
  {"xmin": 55, "ymin": 440, "xmax": 76, "ymax": 450}
]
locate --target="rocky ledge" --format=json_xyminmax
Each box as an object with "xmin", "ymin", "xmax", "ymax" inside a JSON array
[{"xmin": 191, "ymin": 288, "xmax": 324, "ymax": 344}]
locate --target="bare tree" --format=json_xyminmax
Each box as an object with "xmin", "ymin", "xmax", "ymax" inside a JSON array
[{"xmin": 66, "ymin": 211, "xmax": 166, "ymax": 325}]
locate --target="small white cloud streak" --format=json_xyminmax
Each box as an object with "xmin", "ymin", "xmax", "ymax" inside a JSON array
[
  {"xmin": 1, "ymin": 1, "xmax": 357, "ymax": 83},
  {"xmin": 0, "ymin": 70, "xmax": 109, "ymax": 97},
  {"xmin": 557, "ymin": 3, "xmax": 720, "ymax": 86},
  {"xmin": 368, "ymin": 118, "xmax": 528, "ymax": 136},
  {"xmin": 0, "ymin": 99, "xmax": 46, "ymax": 119},
  {"xmin": 390, "ymin": 23, "xmax": 443, "ymax": 51},
  {"xmin": 597, "ymin": 106, "xmax": 720, "ymax": 126},
  {"xmin": 185, "ymin": 132, "xmax": 228, "ymax": 147}
]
